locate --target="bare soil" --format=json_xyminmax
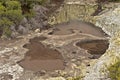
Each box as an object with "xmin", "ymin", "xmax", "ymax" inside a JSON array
[
  {"xmin": 0, "ymin": 20, "xmax": 110, "ymax": 80},
  {"xmin": 18, "ymin": 37, "xmax": 65, "ymax": 72},
  {"xmin": 50, "ymin": 20, "xmax": 108, "ymax": 37},
  {"xmin": 18, "ymin": 20, "xmax": 109, "ymax": 72}
]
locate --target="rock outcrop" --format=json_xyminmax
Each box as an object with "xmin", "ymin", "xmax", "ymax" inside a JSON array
[
  {"xmin": 84, "ymin": 5, "xmax": 120, "ymax": 80},
  {"xmin": 48, "ymin": 0, "xmax": 98, "ymax": 25}
]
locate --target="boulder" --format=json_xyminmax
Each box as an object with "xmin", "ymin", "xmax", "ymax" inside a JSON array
[
  {"xmin": 10, "ymin": 31, "xmax": 19, "ymax": 38},
  {"xmin": 10, "ymin": 25, "xmax": 16, "ymax": 32},
  {"xmin": 28, "ymin": 5, "xmax": 48, "ymax": 30},
  {"xmin": 17, "ymin": 25, "xmax": 28, "ymax": 34},
  {"xmin": 20, "ymin": 17, "xmax": 28, "ymax": 25}
]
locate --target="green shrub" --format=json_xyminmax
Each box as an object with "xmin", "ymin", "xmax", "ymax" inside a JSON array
[
  {"xmin": 5, "ymin": 10, "xmax": 23, "ymax": 24},
  {"xmin": 0, "ymin": 0, "xmax": 46, "ymax": 37},
  {"xmin": 0, "ymin": 18, "xmax": 13, "ymax": 37},
  {"xmin": 6, "ymin": 1, "xmax": 21, "ymax": 10},
  {"xmin": 0, "ymin": 0, "xmax": 23, "ymax": 37},
  {"xmin": 108, "ymin": 61, "xmax": 120, "ymax": 80}
]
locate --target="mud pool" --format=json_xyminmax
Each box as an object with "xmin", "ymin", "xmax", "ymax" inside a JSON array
[
  {"xmin": 76, "ymin": 39, "xmax": 109, "ymax": 59},
  {"xmin": 18, "ymin": 21, "xmax": 109, "ymax": 76},
  {"xmin": 18, "ymin": 37, "xmax": 65, "ymax": 72}
]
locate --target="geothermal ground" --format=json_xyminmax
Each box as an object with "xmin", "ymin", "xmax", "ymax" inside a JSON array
[{"xmin": 0, "ymin": 20, "xmax": 109, "ymax": 80}]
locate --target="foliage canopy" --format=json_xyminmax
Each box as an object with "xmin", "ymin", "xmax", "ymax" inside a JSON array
[{"xmin": 0, "ymin": 0, "xmax": 45, "ymax": 37}]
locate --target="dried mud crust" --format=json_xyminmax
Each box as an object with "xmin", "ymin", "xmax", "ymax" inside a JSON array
[
  {"xmin": 17, "ymin": 21, "xmax": 109, "ymax": 79},
  {"xmin": 18, "ymin": 37, "xmax": 65, "ymax": 72},
  {"xmin": 49, "ymin": 21, "xmax": 109, "ymax": 37},
  {"xmin": 0, "ymin": 21, "xmax": 109, "ymax": 80}
]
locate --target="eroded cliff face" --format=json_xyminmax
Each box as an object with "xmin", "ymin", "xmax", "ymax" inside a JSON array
[{"xmin": 48, "ymin": 0, "xmax": 98, "ymax": 25}]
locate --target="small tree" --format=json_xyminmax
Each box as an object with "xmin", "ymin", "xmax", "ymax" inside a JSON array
[
  {"xmin": 0, "ymin": 18, "xmax": 13, "ymax": 37},
  {"xmin": 0, "ymin": 1, "xmax": 23, "ymax": 37},
  {"xmin": 0, "ymin": 0, "xmax": 46, "ymax": 37}
]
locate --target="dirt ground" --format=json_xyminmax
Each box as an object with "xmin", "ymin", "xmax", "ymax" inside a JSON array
[
  {"xmin": 9, "ymin": 20, "xmax": 110, "ymax": 79},
  {"xmin": 0, "ymin": 21, "xmax": 108, "ymax": 80},
  {"xmin": 18, "ymin": 37, "xmax": 65, "ymax": 72}
]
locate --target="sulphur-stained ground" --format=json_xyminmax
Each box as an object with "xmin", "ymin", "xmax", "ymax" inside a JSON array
[{"xmin": 0, "ymin": 20, "xmax": 109, "ymax": 80}]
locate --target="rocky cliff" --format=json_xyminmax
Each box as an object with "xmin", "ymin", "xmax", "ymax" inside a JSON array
[
  {"xmin": 84, "ymin": 5, "xmax": 120, "ymax": 80},
  {"xmin": 48, "ymin": 0, "xmax": 98, "ymax": 25}
]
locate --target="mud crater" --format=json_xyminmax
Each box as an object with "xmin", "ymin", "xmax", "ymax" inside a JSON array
[{"xmin": 76, "ymin": 39, "xmax": 109, "ymax": 59}]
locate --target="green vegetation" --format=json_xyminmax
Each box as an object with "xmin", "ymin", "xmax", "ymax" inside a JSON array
[
  {"xmin": 108, "ymin": 61, "xmax": 120, "ymax": 80},
  {"xmin": 19, "ymin": 0, "xmax": 46, "ymax": 15},
  {"xmin": 0, "ymin": 0, "xmax": 23, "ymax": 37},
  {"xmin": 0, "ymin": 0, "xmax": 46, "ymax": 37}
]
